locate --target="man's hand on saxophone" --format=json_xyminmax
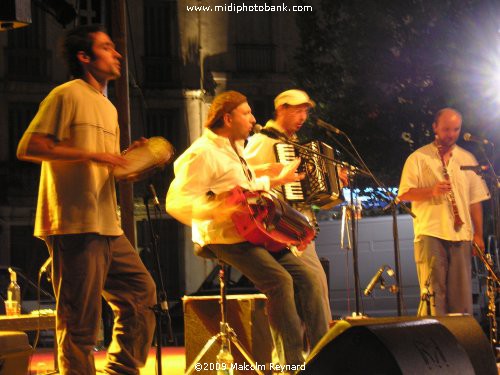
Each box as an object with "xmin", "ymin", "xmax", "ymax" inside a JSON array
[{"xmin": 431, "ymin": 181, "xmax": 452, "ymax": 197}]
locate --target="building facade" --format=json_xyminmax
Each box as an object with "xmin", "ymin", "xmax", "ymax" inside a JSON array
[{"xmin": 0, "ymin": 0, "xmax": 303, "ymax": 299}]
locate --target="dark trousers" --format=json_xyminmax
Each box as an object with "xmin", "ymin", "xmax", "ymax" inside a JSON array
[
  {"xmin": 46, "ymin": 234, "xmax": 157, "ymax": 375},
  {"xmin": 207, "ymin": 242, "xmax": 328, "ymax": 366}
]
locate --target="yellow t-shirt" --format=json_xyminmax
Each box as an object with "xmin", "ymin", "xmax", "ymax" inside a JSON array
[{"xmin": 26, "ymin": 79, "xmax": 123, "ymax": 237}]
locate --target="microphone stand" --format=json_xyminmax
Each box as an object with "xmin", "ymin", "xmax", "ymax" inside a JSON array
[
  {"xmin": 417, "ymin": 266, "xmax": 435, "ymax": 316},
  {"xmin": 381, "ymin": 194, "xmax": 416, "ymax": 316},
  {"xmin": 143, "ymin": 187, "xmax": 174, "ymax": 375},
  {"xmin": 315, "ymin": 119, "xmax": 415, "ymax": 316},
  {"xmin": 347, "ymin": 171, "xmax": 362, "ymax": 315},
  {"xmin": 267, "ymin": 129, "xmax": 369, "ymax": 315},
  {"xmin": 259, "ymin": 128, "xmax": 370, "ymax": 177},
  {"xmin": 473, "ymin": 144, "xmax": 499, "ymax": 249}
]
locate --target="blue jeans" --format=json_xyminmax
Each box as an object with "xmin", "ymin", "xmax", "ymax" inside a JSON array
[
  {"xmin": 46, "ymin": 234, "xmax": 157, "ymax": 375},
  {"xmin": 207, "ymin": 242, "xmax": 328, "ymax": 366}
]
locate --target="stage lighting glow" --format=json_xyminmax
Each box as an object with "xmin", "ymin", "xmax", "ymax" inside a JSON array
[{"xmin": 479, "ymin": 52, "xmax": 500, "ymax": 106}]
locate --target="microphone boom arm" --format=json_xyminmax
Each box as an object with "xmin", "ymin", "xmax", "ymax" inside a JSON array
[{"xmin": 274, "ymin": 135, "xmax": 371, "ymax": 177}]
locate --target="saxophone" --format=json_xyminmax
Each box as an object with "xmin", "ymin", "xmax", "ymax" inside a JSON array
[
  {"xmin": 473, "ymin": 242, "xmax": 499, "ymax": 347},
  {"xmin": 436, "ymin": 143, "xmax": 464, "ymax": 231}
]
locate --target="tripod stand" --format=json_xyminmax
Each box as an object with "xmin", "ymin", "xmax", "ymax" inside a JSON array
[{"xmin": 185, "ymin": 261, "xmax": 264, "ymax": 375}]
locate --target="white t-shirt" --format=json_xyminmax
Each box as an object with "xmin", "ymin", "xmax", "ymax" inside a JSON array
[
  {"xmin": 26, "ymin": 79, "xmax": 123, "ymax": 237},
  {"xmin": 398, "ymin": 143, "xmax": 490, "ymax": 242}
]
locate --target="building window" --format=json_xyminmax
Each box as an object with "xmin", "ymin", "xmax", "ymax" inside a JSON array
[
  {"xmin": 140, "ymin": 107, "xmax": 182, "ymax": 196},
  {"xmin": 145, "ymin": 108, "xmax": 180, "ymax": 141},
  {"xmin": 234, "ymin": 44, "xmax": 275, "ymax": 73},
  {"xmin": 76, "ymin": 0, "xmax": 106, "ymax": 25},
  {"xmin": 3, "ymin": 103, "xmax": 40, "ymax": 200},
  {"xmin": 8, "ymin": 102, "xmax": 38, "ymax": 160},
  {"xmin": 248, "ymin": 97, "xmax": 274, "ymax": 125},
  {"xmin": 5, "ymin": 6, "xmax": 51, "ymax": 81},
  {"xmin": 234, "ymin": 0, "xmax": 275, "ymax": 73},
  {"xmin": 143, "ymin": 0, "xmax": 180, "ymax": 88}
]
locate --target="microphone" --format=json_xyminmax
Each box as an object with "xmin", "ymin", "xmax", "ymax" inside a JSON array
[
  {"xmin": 316, "ymin": 118, "xmax": 344, "ymax": 135},
  {"xmin": 252, "ymin": 124, "xmax": 286, "ymax": 140},
  {"xmin": 148, "ymin": 184, "xmax": 161, "ymax": 209},
  {"xmin": 253, "ymin": 124, "xmax": 263, "ymax": 134},
  {"xmin": 364, "ymin": 266, "xmax": 385, "ymax": 296},
  {"xmin": 39, "ymin": 257, "xmax": 52, "ymax": 282},
  {"xmin": 39, "ymin": 257, "xmax": 52, "ymax": 274},
  {"xmin": 463, "ymin": 132, "xmax": 491, "ymax": 145},
  {"xmin": 384, "ymin": 266, "xmax": 399, "ymax": 293},
  {"xmin": 460, "ymin": 165, "xmax": 489, "ymax": 173},
  {"xmin": 386, "ymin": 266, "xmax": 395, "ymax": 277}
]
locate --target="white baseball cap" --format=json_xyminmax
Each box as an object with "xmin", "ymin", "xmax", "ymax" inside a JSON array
[{"xmin": 274, "ymin": 89, "xmax": 315, "ymax": 109}]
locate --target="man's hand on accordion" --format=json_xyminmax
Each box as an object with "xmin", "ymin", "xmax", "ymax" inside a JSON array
[
  {"xmin": 205, "ymin": 188, "xmax": 250, "ymax": 223},
  {"xmin": 251, "ymin": 162, "xmax": 284, "ymax": 178},
  {"xmin": 338, "ymin": 166, "xmax": 349, "ymax": 187},
  {"xmin": 269, "ymin": 157, "xmax": 305, "ymax": 188}
]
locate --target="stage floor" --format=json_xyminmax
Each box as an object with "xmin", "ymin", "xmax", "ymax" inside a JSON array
[
  {"xmin": 30, "ymin": 346, "xmax": 186, "ymax": 375},
  {"xmin": 28, "ymin": 345, "xmax": 500, "ymax": 374}
]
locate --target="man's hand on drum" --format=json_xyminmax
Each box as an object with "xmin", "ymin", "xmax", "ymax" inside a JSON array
[
  {"xmin": 89, "ymin": 152, "xmax": 128, "ymax": 167},
  {"xmin": 270, "ymin": 157, "xmax": 305, "ymax": 187},
  {"xmin": 122, "ymin": 137, "xmax": 148, "ymax": 155}
]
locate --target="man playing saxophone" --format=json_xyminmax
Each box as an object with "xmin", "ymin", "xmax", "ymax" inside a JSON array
[{"xmin": 398, "ymin": 108, "xmax": 490, "ymax": 315}]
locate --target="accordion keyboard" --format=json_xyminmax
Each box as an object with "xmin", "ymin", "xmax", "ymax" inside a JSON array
[
  {"xmin": 274, "ymin": 144, "xmax": 305, "ymax": 201},
  {"xmin": 274, "ymin": 141, "xmax": 344, "ymax": 209}
]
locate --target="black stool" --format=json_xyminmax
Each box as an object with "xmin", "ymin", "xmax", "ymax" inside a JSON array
[{"xmin": 185, "ymin": 245, "xmax": 264, "ymax": 375}]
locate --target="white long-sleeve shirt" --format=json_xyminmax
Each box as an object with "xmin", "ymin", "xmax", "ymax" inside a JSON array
[{"xmin": 166, "ymin": 129, "xmax": 270, "ymax": 246}]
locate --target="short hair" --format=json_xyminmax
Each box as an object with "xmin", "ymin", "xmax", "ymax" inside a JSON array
[
  {"xmin": 204, "ymin": 91, "xmax": 248, "ymax": 129},
  {"xmin": 433, "ymin": 107, "xmax": 461, "ymax": 125},
  {"xmin": 61, "ymin": 25, "xmax": 106, "ymax": 78}
]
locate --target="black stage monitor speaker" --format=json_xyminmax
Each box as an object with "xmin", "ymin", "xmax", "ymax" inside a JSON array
[
  {"xmin": 0, "ymin": 0, "xmax": 31, "ymax": 30},
  {"xmin": 300, "ymin": 315, "xmax": 497, "ymax": 375}
]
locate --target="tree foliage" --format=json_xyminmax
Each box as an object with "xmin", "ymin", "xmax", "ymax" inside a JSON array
[{"xmin": 294, "ymin": 0, "xmax": 499, "ymax": 185}]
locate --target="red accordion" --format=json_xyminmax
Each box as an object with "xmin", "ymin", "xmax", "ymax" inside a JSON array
[{"xmin": 227, "ymin": 186, "xmax": 316, "ymax": 252}]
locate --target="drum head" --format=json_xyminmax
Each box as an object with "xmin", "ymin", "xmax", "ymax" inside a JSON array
[{"xmin": 113, "ymin": 136, "xmax": 175, "ymax": 182}]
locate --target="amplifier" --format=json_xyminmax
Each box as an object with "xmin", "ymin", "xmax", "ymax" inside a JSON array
[
  {"xmin": 183, "ymin": 294, "xmax": 273, "ymax": 374},
  {"xmin": 0, "ymin": 331, "xmax": 32, "ymax": 375}
]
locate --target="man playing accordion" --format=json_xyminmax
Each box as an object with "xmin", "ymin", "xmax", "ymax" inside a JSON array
[{"xmin": 245, "ymin": 89, "xmax": 339, "ymax": 323}]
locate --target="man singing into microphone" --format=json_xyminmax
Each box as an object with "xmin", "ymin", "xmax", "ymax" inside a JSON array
[
  {"xmin": 398, "ymin": 108, "xmax": 490, "ymax": 315},
  {"xmin": 244, "ymin": 89, "xmax": 347, "ymax": 322}
]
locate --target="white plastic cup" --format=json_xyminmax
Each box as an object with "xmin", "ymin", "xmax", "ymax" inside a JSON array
[{"xmin": 4, "ymin": 300, "xmax": 19, "ymax": 316}]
